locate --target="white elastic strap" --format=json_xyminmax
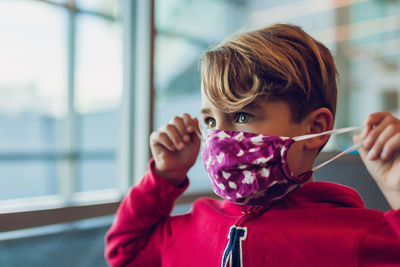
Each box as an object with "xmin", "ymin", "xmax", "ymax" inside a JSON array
[
  {"xmin": 312, "ymin": 142, "xmax": 362, "ymax": 172},
  {"xmin": 292, "ymin": 126, "xmax": 362, "ymax": 142}
]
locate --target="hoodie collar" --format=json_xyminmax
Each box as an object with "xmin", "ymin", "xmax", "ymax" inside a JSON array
[
  {"xmin": 284, "ymin": 181, "xmax": 365, "ymax": 209},
  {"xmin": 221, "ymin": 181, "xmax": 364, "ymax": 215}
]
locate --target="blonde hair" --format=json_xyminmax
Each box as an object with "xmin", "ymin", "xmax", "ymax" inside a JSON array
[{"xmin": 201, "ymin": 24, "xmax": 337, "ymax": 122}]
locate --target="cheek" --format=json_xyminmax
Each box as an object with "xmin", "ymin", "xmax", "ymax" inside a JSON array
[{"xmin": 286, "ymin": 142, "xmax": 303, "ymax": 175}]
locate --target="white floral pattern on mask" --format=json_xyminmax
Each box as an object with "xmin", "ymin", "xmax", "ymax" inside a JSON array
[{"xmin": 201, "ymin": 129, "xmax": 312, "ymax": 206}]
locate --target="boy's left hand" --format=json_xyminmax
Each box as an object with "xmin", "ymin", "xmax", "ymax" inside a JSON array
[{"xmin": 353, "ymin": 111, "xmax": 400, "ymax": 210}]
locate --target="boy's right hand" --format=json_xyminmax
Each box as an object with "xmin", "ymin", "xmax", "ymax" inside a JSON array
[{"xmin": 150, "ymin": 113, "xmax": 201, "ymax": 187}]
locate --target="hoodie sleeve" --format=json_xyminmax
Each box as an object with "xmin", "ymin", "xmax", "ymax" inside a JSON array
[
  {"xmin": 105, "ymin": 159, "xmax": 189, "ymax": 267},
  {"xmin": 384, "ymin": 209, "xmax": 400, "ymax": 238},
  {"xmin": 357, "ymin": 209, "xmax": 400, "ymax": 266}
]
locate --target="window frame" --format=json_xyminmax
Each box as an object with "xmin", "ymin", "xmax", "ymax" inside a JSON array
[{"xmin": 0, "ymin": 0, "xmax": 156, "ymax": 232}]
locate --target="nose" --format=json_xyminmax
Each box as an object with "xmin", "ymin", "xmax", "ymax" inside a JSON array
[{"xmin": 215, "ymin": 120, "xmax": 235, "ymax": 132}]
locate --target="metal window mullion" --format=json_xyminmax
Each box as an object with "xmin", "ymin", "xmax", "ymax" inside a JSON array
[
  {"xmin": 118, "ymin": 0, "xmax": 153, "ymax": 192},
  {"xmin": 133, "ymin": 0, "xmax": 153, "ymax": 184},
  {"xmin": 60, "ymin": 8, "xmax": 78, "ymax": 201},
  {"xmin": 118, "ymin": 0, "xmax": 136, "ymax": 193}
]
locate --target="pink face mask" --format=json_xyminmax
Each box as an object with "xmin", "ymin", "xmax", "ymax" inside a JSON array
[{"xmin": 201, "ymin": 127, "xmax": 360, "ymax": 206}]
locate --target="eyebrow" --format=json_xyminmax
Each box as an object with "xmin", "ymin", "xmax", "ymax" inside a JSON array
[
  {"xmin": 200, "ymin": 103, "xmax": 262, "ymax": 115},
  {"xmin": 201, "ymin": 108, "xmax": 211, "ymax": 114}
]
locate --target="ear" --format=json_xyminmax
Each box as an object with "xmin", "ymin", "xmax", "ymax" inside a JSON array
[{"xmin": 303, "ymin": 108, "xmax": 334, "ymax": 151}]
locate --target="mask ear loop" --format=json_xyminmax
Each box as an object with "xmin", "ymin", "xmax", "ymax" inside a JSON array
[
  {"xmin": 291, "ymin": 126, "xmax": 363, "ymax": 172},
  {"xmin": 292, "ymin": 126, "xmax": 361, "ymax": 141},
  {"xmin": 312, "ymin": 143, "xmax": 361, "ymax": 172}
]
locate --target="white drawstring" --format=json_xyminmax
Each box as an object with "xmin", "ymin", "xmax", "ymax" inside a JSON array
[
  {"xmin": 293, "ymin": 126, "xmax": 363, "ymax": 172},
  {"xmin": 293, "ymin": 126, "xmax": 362, "ymax": 141},
  {"xmin": 312, "ymin": 142, "xmax": 362, "ymax": 172}
]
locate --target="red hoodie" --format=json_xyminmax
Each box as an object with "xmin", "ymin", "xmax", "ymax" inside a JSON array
[{"xmin": 105, "ymin": 160, "xmax": 400, "ymax": 267}]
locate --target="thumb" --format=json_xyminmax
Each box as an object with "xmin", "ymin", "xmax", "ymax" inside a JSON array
[
  {"xmin": 353, "ymin": 128, "xmax": 366, "ymax": 144},
  {"xmin": 353, "ymin": 128, "xmax": 369, "ymax": 157},
  {"xmin": 353, "ymin": 129, "xmax": 372, "ymax": 165}
]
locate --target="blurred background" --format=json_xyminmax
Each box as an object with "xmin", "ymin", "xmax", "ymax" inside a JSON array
[{"xmin": 0, "ymin": 0, "xmax": 399, "ymax": 265}]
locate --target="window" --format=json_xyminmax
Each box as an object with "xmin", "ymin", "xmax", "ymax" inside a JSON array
[
  {"xmin": 75, "ymin": 13, "xmax": 122, "ymax": 192},
  {"xmin": 0, "ymin": 1, "xmax": 68, "ymax": 200},
  {"xmin": 0, "ymin": 0, "xmax": 123, "ymax": 207}
]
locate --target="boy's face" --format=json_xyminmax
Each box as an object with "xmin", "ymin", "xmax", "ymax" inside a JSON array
[{"xmin": 200, "ymin": 88, "xmax": 314, "ymax": 177}]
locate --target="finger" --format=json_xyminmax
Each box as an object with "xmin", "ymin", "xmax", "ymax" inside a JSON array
[
  {"xmin": 188, "ymin": 117, "xmax": 204, "ymax": 140},
  {"xmin": 357, "ymin": 143, "xmax": 368, "ymax": 162},
  {"xmin": 353, "ymin": 129, "xmax": 366, "ymax": 144},
  {"xmin": 363, "ymin": 112, "xmax": 391, "ymax": 137},
  {"xmin": 381, "ymin": 132, "xmax": 400, "ymax": 161},
  {"xmin": 364, "ymin": 111, "xmax": 391, "ymax": 128},
  {"xmin": 183, "ymin": 113, "xmax": 198, "ymax": 137},
  {"xmin": 171, "ymin": 116, "xmax": 190, "ymax": 143},
  {"xmin": 191, "ymin": 117, "xmax": 203, "ymax": 140},
  {"xmin": 150, "ymin": 131, "xmax": 176, "ymax": 151},
  {"xmin": 182, "ymin": 114, "xmax": 196, "ymax": 132},
  {"xmin": 363, "ymin": 115, "xmax": 393, "ymax": 150},
  {"xmin": 367, "ymin": 123, "xmax": 398, "ymax": 160},
  {"xmin": 164, "ymin": 124, "xmax": 185, "ymax": 151},
  {"xmin": 182, "ymin": 113, "xmax": 195, "ymax": 134},
  {"xmin": 193, "ymin": 117, "xmax": 202, "ymax": 134}
]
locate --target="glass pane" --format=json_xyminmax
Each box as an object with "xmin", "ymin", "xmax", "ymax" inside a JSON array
[
  {"xmin": 156, "ymin": 0, "xmax": 245, "ymax": 44},
  {"xmin": 0, "ymin": 161, "xmax": 58, "ymax": 200},
  {"xmin": 79, "ymin": 112, "xmax": 119, "ymax": 151},
  {"xmin": 0, "ymin": 0, "xmax": 68, "ymax": 153},
  {"xmin": 346, "ymin": 1, "xmax": 400, "ymax": 124},
  {"xmin": 0, "ymin": 114, "xmax": 67, "ymax": 153},
  {"xmin": 154, "ymin": 35, "xmax": 203, "ymax": 126},
  {"xmin": 76, "ymin": 159, "xmax": 117, "ymax": 192},
  {"xmin": 0, "ymin": 1, "xmax": 67, "ymax": 200},
  {"xmin": 76, "ymin": 0, "xmax": 120, "ymax": 18},
  {"xmin": 75, "ymin": 13, "xmax": 122, "ymax": 191},
  {"xmin": 75, "ymin": 14, "xmax": 123, "ymax": 115}
]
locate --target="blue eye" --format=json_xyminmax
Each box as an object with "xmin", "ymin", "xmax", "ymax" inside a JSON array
[{"xmin": 236, "ymin": 113, "xmax": 251, "ymax": 124}]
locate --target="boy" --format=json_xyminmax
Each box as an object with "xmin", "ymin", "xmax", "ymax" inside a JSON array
[{"xmin": 105, "ymin": 24, "xmax": 400, "ymax": 266}]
